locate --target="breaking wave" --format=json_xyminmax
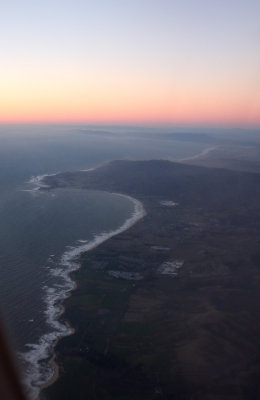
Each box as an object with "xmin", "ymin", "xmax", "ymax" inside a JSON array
[{"xmin": 19, "ymin": 174, "xmax": 146, "ymax": 399}]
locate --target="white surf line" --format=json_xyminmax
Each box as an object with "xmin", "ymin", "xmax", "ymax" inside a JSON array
[
  {"xmin": 21, "ymin": 189, "xmax": 146, "ymax": 400},
  {"xmin": 27, "ymin": 161, "xmax": 107, "ymax": 190},
  {"xmin": 79, "ymin": 160, "xmax": 112, "ymax": 172},
  {"xmin": 28, "ymin": 173, "xmax": 58, "ymax": 190},
  {"xmin": 79, "ymin": 167, "xmax": 95, "ymax": 172},
  {"xmin": 177, "ymin": 146, "xmax": 218, "ymax": 162}
]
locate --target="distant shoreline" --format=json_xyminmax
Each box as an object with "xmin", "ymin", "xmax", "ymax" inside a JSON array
[{"xmin": 176, "ymin": 146, "xmax": 217, "ymax": 162}]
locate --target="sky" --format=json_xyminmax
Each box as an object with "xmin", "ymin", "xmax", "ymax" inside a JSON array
[{"xmin": 1, "ymin": 0, "xmax": 260, "ymax": 126}]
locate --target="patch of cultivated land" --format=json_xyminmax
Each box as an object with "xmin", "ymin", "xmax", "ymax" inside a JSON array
[{"xmin": 41, "ymin": 160, "xmax": 260, "ymax": 400}]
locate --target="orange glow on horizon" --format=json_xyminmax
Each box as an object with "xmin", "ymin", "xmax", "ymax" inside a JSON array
[
  {"xmin": 1, "ymin": 74, "xmax": 259, "ymax": 126},
  {"xmin": 1, "ymin": 102, "xmax": 259, "ymax": 126},
  {"xmin": 1, "ymin": 55, "xmax": 259, "ymax": 127}
]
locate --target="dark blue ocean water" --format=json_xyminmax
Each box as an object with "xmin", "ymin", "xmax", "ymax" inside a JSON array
[{"xmin": 0, "ymin": 125, "xmax": 207, "ymax": 398}]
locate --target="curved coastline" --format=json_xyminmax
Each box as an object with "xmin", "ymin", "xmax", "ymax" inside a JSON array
[
  {"xmin": 22, "ymin": 172, "xmax": 146, "ymax": 400},
  {"xmin": 25, "ymin": 159, "xmax": 260, "ymax": 400}
]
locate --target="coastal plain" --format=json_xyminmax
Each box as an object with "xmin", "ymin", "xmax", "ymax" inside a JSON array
[{"xmin": 41, "ymin": 159, "xmax": 260, "ymax": 400}]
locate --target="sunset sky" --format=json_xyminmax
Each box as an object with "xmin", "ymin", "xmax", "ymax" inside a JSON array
[{"xmin": 1, "ymin": 0, "xmax": 260, "ymax": 125}]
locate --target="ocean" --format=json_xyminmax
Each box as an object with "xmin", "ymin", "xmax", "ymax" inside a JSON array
[{"xmin": 0, "ymin": 124, "xmax": 207, "ymax": 399}]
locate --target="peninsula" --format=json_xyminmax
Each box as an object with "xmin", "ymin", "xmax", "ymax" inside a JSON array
[{"xmin": 41, "ymin": 160, "xmax": 260, "ymax": 400}]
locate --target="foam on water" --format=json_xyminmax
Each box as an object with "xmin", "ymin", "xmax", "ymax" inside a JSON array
[
  {"xmin": 19, "ymin": 174, "xmax": 146, "ymax": 400},
  {"xmin": 28, "ymin": 173, "xmax": 57, "ymax": 190}
]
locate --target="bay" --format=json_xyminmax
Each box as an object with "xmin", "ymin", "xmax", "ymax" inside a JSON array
[{"xmin": 0, "ymin": 124, "xmax": 207, "ymax": 398}]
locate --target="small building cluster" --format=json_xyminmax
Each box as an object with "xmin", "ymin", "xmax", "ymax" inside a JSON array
[
  {"xmin": 158, "ymin": 259, "xmax": 184, "ymax": 277},
  {"xmin": 159, "ymin": 200, "xmax": 179, "ymax": 207}
]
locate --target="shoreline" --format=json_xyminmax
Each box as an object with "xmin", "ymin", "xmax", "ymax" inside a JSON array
[
  {"xmin": 38, "ymin": 159, "xmax": 260, "ymax": 400},
  {"xmin": 39, "ymin": 306, "xmax": 76, "ymax": 396},
  {"xmin": 26, "ymin": 174, "xmax": 147, "ymax": 399},
  {"xmin": 176, "ymin": 146, "xmax": 217, "ymax": 162}
]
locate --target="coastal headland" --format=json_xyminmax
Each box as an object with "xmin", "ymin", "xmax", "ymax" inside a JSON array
[{"xmin": 41, "ymin": 160, "xmax": 260, "ymax": 400}]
